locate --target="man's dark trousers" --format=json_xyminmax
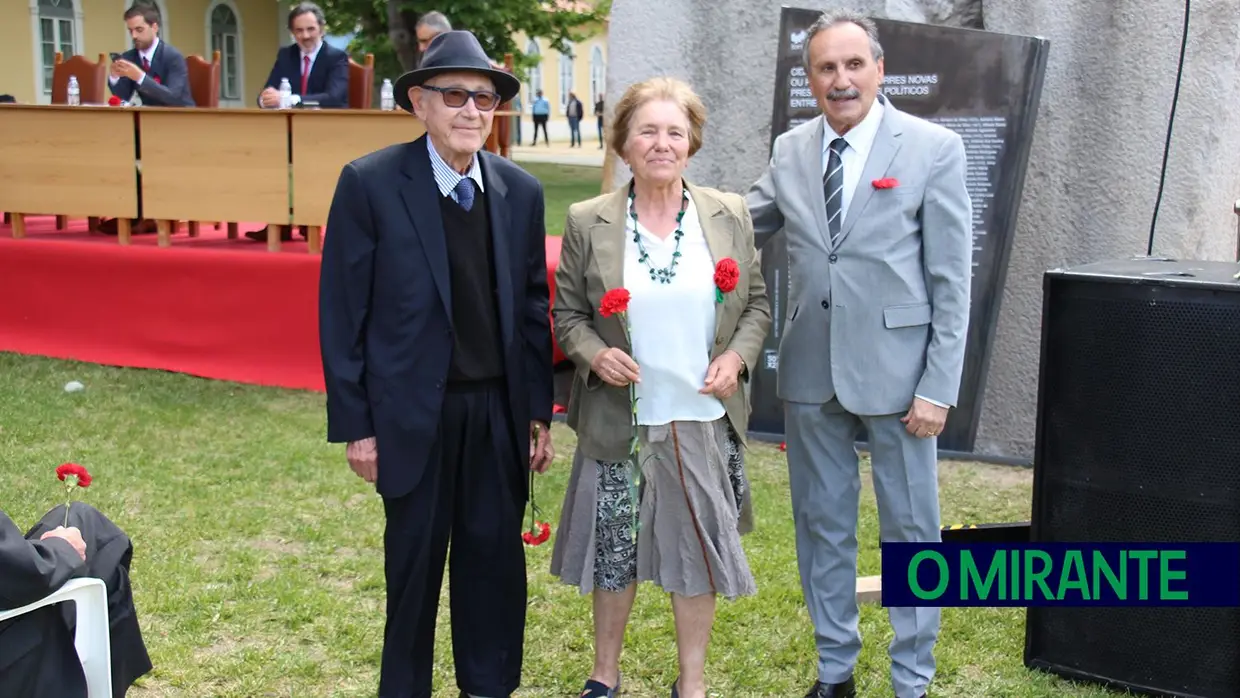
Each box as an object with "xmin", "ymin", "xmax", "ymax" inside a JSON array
[{"xmin": 379, "ymin": 381, "xmax": 526, "ymax": 698}]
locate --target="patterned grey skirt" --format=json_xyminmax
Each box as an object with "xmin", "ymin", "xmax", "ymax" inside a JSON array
[{"xmin": 549, "ymin": 417, "xmax": 757, "ymax": 600}]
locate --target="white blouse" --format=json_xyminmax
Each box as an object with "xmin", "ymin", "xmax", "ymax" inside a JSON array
[{"xmin": 623, "ymin": 194, "xmax": 726, "ymax": 427}]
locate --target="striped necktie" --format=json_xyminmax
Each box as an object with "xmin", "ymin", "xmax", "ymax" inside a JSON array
[{"xmin": 824, "ymin": 137, "xmax": 847, "ymax": 246}]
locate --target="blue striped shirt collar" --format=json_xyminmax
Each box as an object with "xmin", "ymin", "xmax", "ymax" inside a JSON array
[{"xmin": 427, "ymin": 138, "xmax": 485, "ymax": 201}]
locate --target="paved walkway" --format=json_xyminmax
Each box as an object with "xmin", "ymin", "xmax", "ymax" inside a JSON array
[{"xmin": 510, "ymin": 142, "xmax": 605, "ymax": 167}]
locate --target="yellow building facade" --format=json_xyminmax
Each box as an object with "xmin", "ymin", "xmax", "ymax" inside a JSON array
[
  {"xmin": 511, "ymin": 23, "xmax": 608, "ymax": 140},
  {"xmin": 2, "ymin": 0, "xmax": 288, "ymax": 107}
]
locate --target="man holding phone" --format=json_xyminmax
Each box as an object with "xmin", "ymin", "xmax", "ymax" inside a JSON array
[{"xmin": 109, "ymin": 3, "xmax": 194, "ymax": 107}]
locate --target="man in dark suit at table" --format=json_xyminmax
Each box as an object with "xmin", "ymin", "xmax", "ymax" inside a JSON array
[
  {"xmin": 0, "ymin": 504, "xmax": 152, "ymax": 698},
  {"xmin": 318, "ymin": 30, "xmax": 555, "ymax": 698},
  {"xmin": 108, "ymin": 2, "xmax": 195, "ymax": 108},
  {"xmin": 257, "ymin": 2, "xmax": 349, "ymax": 110},
  {"xmin": 245, "ymin": 1, "xmax": 349, "ymax": 244}
]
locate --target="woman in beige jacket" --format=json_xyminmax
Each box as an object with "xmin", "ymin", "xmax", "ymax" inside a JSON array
[{"xmin": 549, "ymin": 76, "xmax": 772, "ymax": 698}]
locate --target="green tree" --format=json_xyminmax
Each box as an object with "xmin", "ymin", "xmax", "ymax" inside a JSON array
[{"xmin": 311, "ymin": 0, "xmax": 609, "ymax": 89}]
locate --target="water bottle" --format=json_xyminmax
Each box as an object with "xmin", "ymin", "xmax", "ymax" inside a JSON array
[
  {"xmin": 380, "ymin": 79, "xmax": 394, "ymax": 111},
  {"xmin": 67, "ymin": 76, "xmax": 80, "ymax": 106},
  {"xmin": 278, "ymin": 78, "xmax": 292, "ymax": 109}
]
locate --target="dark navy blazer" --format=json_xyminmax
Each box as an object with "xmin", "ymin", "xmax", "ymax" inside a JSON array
[
  {"xmin": 260, "ymin": 42, "xmax": 349, "ymax": 108},
  {"xmin": 108, "ymin": 40, "xmax": 195, "ymax": 107},
  {"xmin": 318, "ymin": 135, "xmax": 555, "ymax": 499}
]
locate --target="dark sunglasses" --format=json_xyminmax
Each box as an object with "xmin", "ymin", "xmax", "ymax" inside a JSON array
[{"xmin": 421, "ymin": 85, "xmax": 502, "ymax": 111}]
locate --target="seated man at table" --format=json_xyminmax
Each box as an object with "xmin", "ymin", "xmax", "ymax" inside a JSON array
[
  {"xmin": 0, "ymin": 503, "xmax": 152, "ymax": 698},
  {"xmin": 108, "ymin": 2, "xmax": 195, "ymax": 108},
  {"xmin": 257, "ymin": 2, "xmax": 349, "ymax": 110}
]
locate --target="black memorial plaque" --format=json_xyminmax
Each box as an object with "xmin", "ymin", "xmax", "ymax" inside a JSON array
[{"xmin": 748, "ymin": 7, "xmax": 1049, "ymax": 454}]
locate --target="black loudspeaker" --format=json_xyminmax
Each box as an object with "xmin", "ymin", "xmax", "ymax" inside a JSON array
[{"xmin": 1025, "ymin": 258, "xmax": 1240, "ymax": 698}]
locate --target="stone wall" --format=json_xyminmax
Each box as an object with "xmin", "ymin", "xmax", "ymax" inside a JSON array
[{"xmin": 606, "ymin": 0, "xmax": 1240, "ymax": 460}]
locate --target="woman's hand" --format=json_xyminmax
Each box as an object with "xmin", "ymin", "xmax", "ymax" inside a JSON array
[
  {"xmin": 700, "ymin": 350, "xmax": 745, "ymax": 399},
  {"xmin": 591, "ymin": 347, "xmax": 641, "ymax": 387}
]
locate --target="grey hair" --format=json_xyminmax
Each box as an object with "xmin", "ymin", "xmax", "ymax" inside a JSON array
[
  {"xmin": 801, "ymin": 10, "xmax": 885, "ymax": 71},
  {"xmin": 416, "ymin": 11, "xmax": 453, "ymax": 33},
  {"xmin": 287, "ymin": 2, "xmax": 326, "ymax": 29}
]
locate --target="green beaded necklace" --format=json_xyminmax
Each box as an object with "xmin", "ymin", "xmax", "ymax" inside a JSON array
[{"xmin": 628, "ymin": 184, "xmax": 690, "ymax": 284}]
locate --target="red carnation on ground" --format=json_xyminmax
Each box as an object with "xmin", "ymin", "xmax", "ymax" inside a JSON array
[
  {"xmin": 599, "ymin": 288, "xmax": 631, "ymax": 318},
  {"xmin": 55, "ymin": 463, "xmax": 92, "ymax": 526},
  {"xmin": 872, "ymin": 177, "xmax": 899, "ymax": 189},
  {"xmin": 714, "ymin": 258, "xmax": 740, "ymax": 302}
]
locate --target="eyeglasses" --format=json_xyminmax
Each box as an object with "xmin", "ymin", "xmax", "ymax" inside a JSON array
[{"xmin": 421, "ymin": 85, "xmax": 502, "ymax": 111}]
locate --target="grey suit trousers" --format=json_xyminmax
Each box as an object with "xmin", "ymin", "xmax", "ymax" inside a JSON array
[{"xmin": 785, "ymin": 399, "xmax": 941, "ymax": 698}]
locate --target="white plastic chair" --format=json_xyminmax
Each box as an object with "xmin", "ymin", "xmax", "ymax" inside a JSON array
[{"xmin": 0, "ymin": 578, "xmax": 113, "ymax": 697}]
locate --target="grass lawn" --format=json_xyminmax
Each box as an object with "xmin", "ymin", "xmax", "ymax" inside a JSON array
[
  {"xmin": 515, "ymin": 161, "xmax": 604, "ymax": 236},
  {"xmin": 0, "ymin": 353, "xmax": 1124, "ymax": 698}
]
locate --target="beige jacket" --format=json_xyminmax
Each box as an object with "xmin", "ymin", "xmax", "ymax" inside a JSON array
[{"xmin": 553, "ymin": 180, "xmax": 772, "ymax": 462}]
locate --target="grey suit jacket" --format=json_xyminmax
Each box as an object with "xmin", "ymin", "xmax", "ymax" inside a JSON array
[
  {"xmin": 554, "ymin": 181, "xmax": 772, "ymax": 461},
  {"xmin": 746, "ymin": 95, "xmax": 972, "ymax": 415}
]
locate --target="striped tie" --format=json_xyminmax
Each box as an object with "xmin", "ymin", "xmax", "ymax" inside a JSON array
[{"xmin": 824, "ymin": 137, "xmax": 847, "ymax": 246}]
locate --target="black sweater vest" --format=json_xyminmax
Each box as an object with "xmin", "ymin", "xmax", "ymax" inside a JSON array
[{"xmin": 439, "ymin": 186, "xmax": 505, "ymax": 382}]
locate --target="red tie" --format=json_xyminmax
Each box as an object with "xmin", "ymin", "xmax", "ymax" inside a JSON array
[
  {"xmin": 301, "ymin": 56, "xmax": 310, "ymax": 95},
  {"xmin": 142, "ymin": 56, "xmax": 150, "ymax": 73}
]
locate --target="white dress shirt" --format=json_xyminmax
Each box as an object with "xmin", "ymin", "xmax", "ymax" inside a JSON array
[
  {"xmin": 624, "ymin": 194, "xmax": 725, "ymax": 427},
  {"xmin": 821, "ymin": 99, "xmax": 948, "ymax": 411},
  {"xmin": 820, "ymin": 96, "xmax": 884, "ymax": 222},
  {"xmin": 108, "ymin": 37, "xmax": 160, "ymax": 88},
  {"xmin": 426, "ymin": 137, "xmax": 484, "ymax": 202},
  {"xmin": 289, "ymin": 40, "xmax": 323, "ymax": 106}
]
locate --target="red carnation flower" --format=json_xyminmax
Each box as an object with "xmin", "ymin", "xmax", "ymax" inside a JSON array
[
  {"xmin": 55, "ymin": 463, "xmax": 92, "ymax": 526},
  {"xmin": 56, "ymin": 463, "xmax": 92, "ymax": 488},
  {"xmin": 108, "ymin": 95, "xmax": 121, "ymax": 106},
  {"xmin": 714, "ymin": 258, "xmax": 740, "ymax": 300},
  {"xmin": 599, "ymin": 288, "xmax": 631, "ymax": 318},
  {"xmin": 522, "ymin": 521, "xmax": 551, "ymax": 546},
  {"xmin": 872, "ymin": 177, "xmax": 899, "ymax": 189}
]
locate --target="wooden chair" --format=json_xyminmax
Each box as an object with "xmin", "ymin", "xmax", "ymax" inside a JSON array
[
  {"xmin": 51, "ymin": 53, "xmax": 109, "ymax": 231},
  {"xmin": 187, "ymin": 50, "xmax": 220, "ymax": 108},
  {"xmin": 348, "ymin": 53, "xmax": 374, "ymax": 109},
  {"xmin": 488, "ymin": 53, "xmax": 516, "ymax": 158},
  {"xmin": 51, "ymin": 52, "xmax": 107, "ymax": 105}
]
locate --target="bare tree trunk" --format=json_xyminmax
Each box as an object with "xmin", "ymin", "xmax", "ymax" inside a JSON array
[{"xmin": 386, "ymin": 0, "xmax": 418, "ymax": 70}]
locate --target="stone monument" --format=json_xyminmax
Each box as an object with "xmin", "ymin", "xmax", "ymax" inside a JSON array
[{"xmin": 605, "ymin": 0, "xmax": 1240, "ymax": 460}]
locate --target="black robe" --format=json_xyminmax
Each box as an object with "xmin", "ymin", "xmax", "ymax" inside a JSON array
[{"xmin": 0, "ymin": 503, "xmax": 152, "ymax": 698}]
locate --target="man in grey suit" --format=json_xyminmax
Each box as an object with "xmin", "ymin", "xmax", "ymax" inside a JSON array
[{"xmin": 746, "ymin": 10, "xmax": 971, "ymax": 698}]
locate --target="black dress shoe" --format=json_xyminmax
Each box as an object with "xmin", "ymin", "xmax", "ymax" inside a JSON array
[{"xmin": 803, "ymin": 676, "xmax": 856, "ymax": 698}]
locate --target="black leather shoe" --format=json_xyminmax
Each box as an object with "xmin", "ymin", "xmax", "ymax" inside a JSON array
[{"xmin": 803, "ymin": 676, "xmax": 856, "ymax": 698}]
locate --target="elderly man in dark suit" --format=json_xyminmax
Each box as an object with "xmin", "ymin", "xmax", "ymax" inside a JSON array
[
  {"xmin": 108, "ymin": 3, "xmax": 194, "ymax": 107},
  {"xmin": 0, "ymin": 504, "xmax": 152, "ymax": 698},
  {"xmin": 318, "ymin": 29, "xmax": 555, "ymax": 698},
  {"xmin": 257, "ymin": 2, "xmax": 349, "ymax": 109}
]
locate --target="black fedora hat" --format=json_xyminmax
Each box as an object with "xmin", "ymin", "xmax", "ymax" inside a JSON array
[{"xmin": 394, "ymin": 30, "xmax": 521, "ymax": 113}]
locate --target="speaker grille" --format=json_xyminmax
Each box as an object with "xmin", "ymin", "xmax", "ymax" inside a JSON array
[{"xmin": 1028, "ymin": 273, "xmax": 1240, "ymax": 698}]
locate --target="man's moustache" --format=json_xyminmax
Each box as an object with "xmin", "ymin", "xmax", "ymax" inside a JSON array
[{"xmin": 827, "ymin": 88, "xmax": 860, "ymax": 100}]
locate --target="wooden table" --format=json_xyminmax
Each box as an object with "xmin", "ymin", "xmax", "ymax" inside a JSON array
[
  {"xmin": 1, "ymin": 105, "xmax": 518, "ymax": 252},
  {"xmin": 0, "ymin": 104, "xmax": 139, "ymax": 239},
  {"xmin": 289, "ymin": 110, "xmax": 426, "ymax": 252},
  {"xmin": 138, "ymin": 108, "xmax": 290, "ymax": 249}
]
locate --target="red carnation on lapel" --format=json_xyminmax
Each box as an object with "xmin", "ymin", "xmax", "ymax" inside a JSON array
[
  {"xmin": 154, "ymin": 75, "xmax": 161, "ymax": 85},
  {"xmin": 599, "ymin": 288, "xmax": 631, "ymax": 318},
  {"xmin": 714, "ymin": 258, "xmax": 740, "ymax": 303},
  {"xmin": 714, "ymin": 258, "xmax": 740, "ymax": 293},
  {"xmin": 872, "ymin": 177, "xmax": 899, "ymax": 189}
]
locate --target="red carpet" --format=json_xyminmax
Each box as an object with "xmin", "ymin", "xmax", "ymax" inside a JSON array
[{"xmin": 0, "ymin": 216, "xmax": 566, "ymax": 393}]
